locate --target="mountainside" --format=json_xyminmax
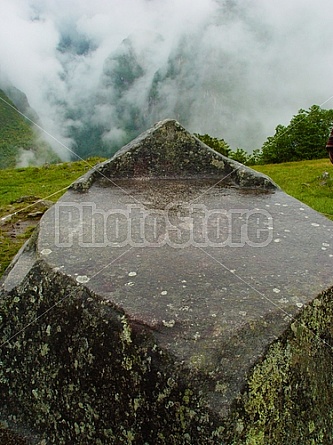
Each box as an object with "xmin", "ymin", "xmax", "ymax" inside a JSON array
[
  {"xmin": 0, "ymin": 89, "xmax": 35, "ymax": 168},
  {"xmin": 2, "ymin": 1, "xmax": 333, "ymax": 165},
  {"xmin": 0, "ymin": 89, "xmax": 59, "ymax": 169}
]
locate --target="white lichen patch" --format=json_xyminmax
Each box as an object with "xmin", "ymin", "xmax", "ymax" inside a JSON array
[
  {"xmin": 76, "ymin": 275, "xmax": 90, "ymax": 284},
  {"xmin": 190, "ymin": 354, "xmax": 206, "ymax": 367},
  {"xmin": 120, "ymin": 315, "xmax": 132, "ymax": 345},
  {"xmin": 278, "ymin": 298, "xmax": 289, "ymax": 304},
  {"xmin": 40, "ymin": 343, "xmax": 49, "ymax": 356},
  {"xmin": 162, "ymin": 319, "xmax": 175, "ymax": 328},
  {"xmin": 32, "ymin": 389, "xmax": 39, "ymax": 399},
  {"xmin": 122, "ymin": 356, "xmax": 133, "ymax": 371},
  {"xmin": 215, "ymin": 381, "xmax": 228, "ymax": 393},
  {"xmin": 128, "ymin": 271, "xmax": 137, "ymax": 277},
  {"xmin": 41, "ymin": 248, "xmax": 52, "ymax": 256},
  {"xmin": 133, "ymin": 398, "xmax": 141, "ymax": 411},
  {"xmin": 211, "ymin": 159, "xmax": 225, "ymax": 169}
]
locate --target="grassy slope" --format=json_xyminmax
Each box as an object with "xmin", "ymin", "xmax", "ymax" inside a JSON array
[
  {"xmin": 0, "ymin": 89, "xmax": 60, "ymax": 169},
  {"xmin": 0, "ymin": 157, "xmax": 105, "ymax": 276},
  {"xmin": 0, "ymin": 157, "xmax": 332, "ymax": 278},
  {"xmin": 253, "ymin": 158, "xmax": 333, "ymax": 220},
  {"xmin": 0, "ymin": 89, "xmax": 35, "ymax": 168}
]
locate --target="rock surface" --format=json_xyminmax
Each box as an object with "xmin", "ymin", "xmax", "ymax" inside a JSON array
[
  {"xmin": 1, "ymin": 119, "xmax": 333, "ymax": 444},
  {"xmin": 71, "ymin": 119, "xmax": 277, "ymax": 191}
]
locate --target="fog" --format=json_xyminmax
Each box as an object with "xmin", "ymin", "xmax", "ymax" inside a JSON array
[{"xmin": 1, "ymin": 0, "xmax": 333, "ymax": 160}]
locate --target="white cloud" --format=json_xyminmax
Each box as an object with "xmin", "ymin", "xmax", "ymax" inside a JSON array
[{"xmin": 1, "ymin": 0, "xmax": 333, "ymax": 158}]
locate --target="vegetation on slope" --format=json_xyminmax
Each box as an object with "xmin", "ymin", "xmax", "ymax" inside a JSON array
[
  {"xmin": 197, "ymin": 105, "xmax": 333, "ymax": 166},
  {"xmin": 260, "ymin": 105, "xmax": 333, "ymax": 164},
  {"xmin": 0, "ymin": 157, "xmax": 105, "ymax": 276},
  {"xmin": 253, "ymin": 158, "xmax": 333, "ymax": 220},
  {"xmin": 0, "ymin": 89, "xmax": 59, "ymax": 169},
  {"xmin": 0, "ymin": 90, "xmax": 36, "ymax": 168}
]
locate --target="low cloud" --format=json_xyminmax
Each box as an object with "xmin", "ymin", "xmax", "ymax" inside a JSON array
[{"xmin": 1, "ymin": 0, "xmax": 333, "ymax": 160}]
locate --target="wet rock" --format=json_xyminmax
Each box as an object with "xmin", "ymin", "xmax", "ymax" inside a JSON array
[{"xmin": 1, "ymin": 120, "xmax": 333, "ymax": 444}]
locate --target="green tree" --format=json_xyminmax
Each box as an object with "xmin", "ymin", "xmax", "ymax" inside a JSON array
[
  {"xmin": 261, "ymin": 105, "xmax": 333, "ymax": 164},
  {"xmin": 246, "ymin": 148, "xmax": 262, "ymax": 165},
  {"xmin": 229, "ymin": 148, "xmax": 249, "ymax": 164},
  {"xmin": 194, "ymin": 133, "xmax": 231, "ymax": 157}
]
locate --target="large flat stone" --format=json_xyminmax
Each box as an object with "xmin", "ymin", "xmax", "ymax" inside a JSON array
[{"xmin": 1, "ymin": 120, "xmax": 333, "ymax": 444}]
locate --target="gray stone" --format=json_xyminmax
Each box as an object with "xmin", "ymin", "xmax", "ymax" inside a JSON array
[
  {"xmin": 1, "ymin": 119, "xmax": 333, "ymax": 444},
  {"xmin": 71, "ymin": 119, "xmax": 277, "ymax": 191}
]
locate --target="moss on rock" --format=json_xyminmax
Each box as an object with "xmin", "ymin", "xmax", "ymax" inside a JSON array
[
  {"xmin": 2, "ymin": 260, "xmax": 333, "ymax": 443},
  {"xmin": 1, "ymin": 120, "xmax": 333, "ymax": 443},
  {"xmin": 226, "ymin": 287, "xmax": 333, "ymax": 445}
]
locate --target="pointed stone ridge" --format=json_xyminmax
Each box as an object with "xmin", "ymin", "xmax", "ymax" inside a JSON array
[
  {"xmin": 5, "ymin": 121, "xmax": 333, "ymax": 443},
  {"xmin": 72, "ymin": 119, "xmax": 277, "ymax": 191}
]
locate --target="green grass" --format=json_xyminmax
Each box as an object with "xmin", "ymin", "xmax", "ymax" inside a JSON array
[
  {"xmin": 252, "ymin": 158, "xmax": 333, "ymax": 220},
  {"xmin": 0, "ymin": 157, "xmax": 105, "ymax": 276},
  {"xmin": 0, "ymin": 89, "xmax": 61, "ymax": 168},
  {"xmin": 0, "ymin": 157, "xmax": 105, "ymax": 206},
  {"xmin": 0, "ymin": 89, "xmax": 35, "ymax": 168}
]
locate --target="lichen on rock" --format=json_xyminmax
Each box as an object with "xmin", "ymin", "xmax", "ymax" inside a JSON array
[
  {"xmin": 1, "ymin": 119, "xmax": 333, "ymax": 444},
  {"xmin": 227, "ymin": 287, "xmax": 333, "ymax": 445},
  {"xmin": 71, "ymin": 119, "xmax": 278, "ymax": 191}
]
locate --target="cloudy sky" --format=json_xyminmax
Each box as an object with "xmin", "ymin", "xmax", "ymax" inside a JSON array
[{"xmin": 1, "ymin": 0, "xmax": 333, "ymax": 160}]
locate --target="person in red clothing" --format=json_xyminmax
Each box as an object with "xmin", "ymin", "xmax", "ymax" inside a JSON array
[{"xmin": 326, "ymin": 128, "xmax": 333, "ymax": 163}]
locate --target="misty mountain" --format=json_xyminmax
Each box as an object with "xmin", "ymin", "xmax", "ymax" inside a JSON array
[
  {"xmin": 0, "ymin": 88, "xmax": 59, "ymax": 168},
  {"xmin": 51, "ymin": 29, "xmax": 252, "ymax": 160},
  {"xmin": 0, "ymin": 89, "xmax": 33, "ymax": 168},
  {"xmin": 2, "ymin": 85, "xmax": 39, "ymax": 123},
  {"xmin": 1, "ymin": 1, "xmax": 333, "ymax": 164}
]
